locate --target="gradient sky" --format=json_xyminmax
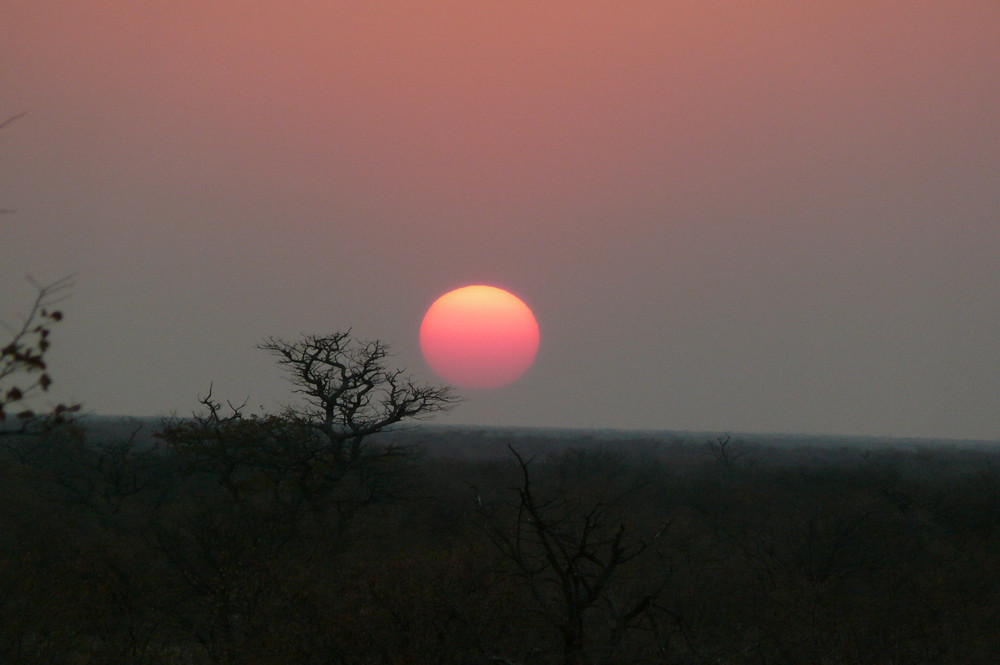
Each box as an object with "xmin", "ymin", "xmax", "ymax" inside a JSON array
[{"xmin": 2, "ymin": 1, "xmax": 998, "ymax": 440}]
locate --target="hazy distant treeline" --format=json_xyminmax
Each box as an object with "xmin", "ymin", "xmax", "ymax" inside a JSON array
[{"xmin": 1, "ymin": 423, "xmax": 998, "ymax": 664}]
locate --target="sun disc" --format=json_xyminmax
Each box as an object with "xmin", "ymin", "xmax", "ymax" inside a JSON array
[{"xmin": 420, "ymin": 285, "xmax": 539, "ymax": 389}]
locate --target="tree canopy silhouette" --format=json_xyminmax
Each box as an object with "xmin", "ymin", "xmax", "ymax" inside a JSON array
[{"xmin": 258, "ymin": 331, "xmax": 459, "ymax": 466}]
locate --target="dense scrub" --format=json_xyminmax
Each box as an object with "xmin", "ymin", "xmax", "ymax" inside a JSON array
[{"xmin": 1, "ymin": 424, "xmax": 998, "ymax": 664}]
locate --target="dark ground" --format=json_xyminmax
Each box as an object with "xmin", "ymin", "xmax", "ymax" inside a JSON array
[{"xmin": 2, "ymin": 418, "xmax": 998, "ymax": 663}]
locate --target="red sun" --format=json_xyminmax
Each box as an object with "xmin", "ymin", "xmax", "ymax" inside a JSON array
[{"xmin": 420, "ymin": 285, "xmax": 540, "ymax": 390}]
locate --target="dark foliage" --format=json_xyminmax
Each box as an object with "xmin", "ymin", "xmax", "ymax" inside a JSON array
[
  {"xmin": 1, "ymin": 423, "xmax": 999, "ymax": 664},
  {"xmin": 0, "ymin": 276, "xmax": 80, "ymax": 432}
]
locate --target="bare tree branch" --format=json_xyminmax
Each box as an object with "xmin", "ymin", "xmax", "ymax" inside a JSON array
[
  {"xmin": 0, "ymin": 112, "xmax": 26, "ymax": 133},
  {"xmin": 478, "ymin": 446, "xmax": 670, "ymax": 665}
]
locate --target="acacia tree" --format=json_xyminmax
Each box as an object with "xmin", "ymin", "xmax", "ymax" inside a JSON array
[
  {"xmin": 161, "ymin": 331, "xmax": 459, "ymax": 511},
  {"xmin": 149, "ymin": 331, "xmax": 459, "ymax": 663},
  {"xmin": 258, "ymin": 331, "xmax": 459, "ymax": 466}
]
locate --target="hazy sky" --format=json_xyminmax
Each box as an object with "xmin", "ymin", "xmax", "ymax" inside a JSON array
[{"xmin": 2, "ymin": 1, "xmax": 998, "ymax": 440}]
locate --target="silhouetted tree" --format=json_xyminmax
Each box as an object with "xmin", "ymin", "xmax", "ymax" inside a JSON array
[
  {"xmin": 477, "ymin": 446, "xmax": 671, "ymax": 665},
  {"xmin": 160, "ymin": 332, "xmax": 458, "ymax": 516},
  {"xmin": 146, "ymin": 331, "xmax": 459, "ymax": 663},
  {"xmin": 258, "ymin": 331, "xmax": 459, "ymax": 466},
  {"xmin": 0, "ymin": 275, "xmax": 79, "ymax": 433}
]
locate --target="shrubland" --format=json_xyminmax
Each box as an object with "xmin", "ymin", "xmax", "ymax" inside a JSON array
[{"xmin": 1, "ymin": 421, "xmax": 998, "ymax": 664}]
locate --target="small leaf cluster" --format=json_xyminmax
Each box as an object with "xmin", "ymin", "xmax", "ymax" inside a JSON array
[{"xmin": 0, "ymin": 277, "xmax": 80, "ymax": 427}]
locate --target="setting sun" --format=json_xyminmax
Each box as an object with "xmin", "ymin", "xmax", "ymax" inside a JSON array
[{"xmin": 420, "ymin": 285, "xmax": 540, "ymax": 390}]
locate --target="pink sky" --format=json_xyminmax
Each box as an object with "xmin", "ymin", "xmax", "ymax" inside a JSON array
[{"xmin": 2, "ymin": 1, "xmax": 998, "ymax": 438}]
